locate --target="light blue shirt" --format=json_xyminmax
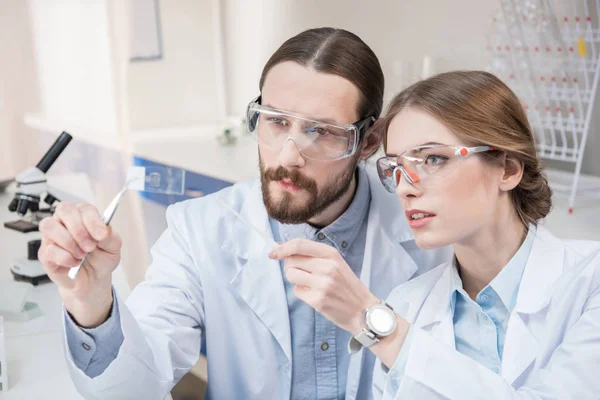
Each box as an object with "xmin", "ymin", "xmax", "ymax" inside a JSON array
[
  {"xmin": 63, "ymin": 287, "xmax": 123, "ymax": 378},
  {"xmin": 64, "ymin": 167, "xmax": 371, "ymax": 397},
  {"xmin": 389, "ymin": 224, "xmax": 537, "ymax": 384},
  {"xmin": 270, "ymin": 166, "xmax": 371, "ymax": 400}
]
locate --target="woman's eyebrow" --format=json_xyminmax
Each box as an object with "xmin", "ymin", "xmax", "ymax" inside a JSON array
[{"xmin": 387, "ymin": 142, "xmax": 448, "ymax": 156}]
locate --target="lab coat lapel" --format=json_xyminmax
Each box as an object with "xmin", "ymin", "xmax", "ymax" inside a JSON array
[
  {"xmin": 345, "ymin": 166, "xmax": 420, "ymax": 399},
  {"xmin": 222, "ymin": 182, "xmax": 292, "ymax": 362},
  {"xmin": 412, "ymin": 265, "xmax": 456, "ymax": 347},
  {"xmin": 501, "ymin": 226, "xmax": 565, "ymax": 384}
]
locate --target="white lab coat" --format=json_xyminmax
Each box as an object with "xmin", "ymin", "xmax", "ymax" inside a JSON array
[
  {"xmin": 63, "ymin": 165, "xmax": 452, "ymax": 400},
  {"xmin": 373, "ymin": 225, "xmax": 600, "ymax": 399}
]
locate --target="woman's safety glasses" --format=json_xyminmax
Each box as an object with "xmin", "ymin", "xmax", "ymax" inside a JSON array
[
  {"xmin": 246, "ymin": 97, "xmax": 375, "ymax": 161},
  {"xmin": 376, "ymin": 144, "xmax": 497, "ymax": 193}
]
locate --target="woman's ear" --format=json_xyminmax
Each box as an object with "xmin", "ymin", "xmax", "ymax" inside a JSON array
[
  {"xmin": 359, "ymin": 118, "xmax": 385, "ymax": 159},
  {"xmin": 499, "ymin": 153, "xmax": 524, "ymax": 192}
]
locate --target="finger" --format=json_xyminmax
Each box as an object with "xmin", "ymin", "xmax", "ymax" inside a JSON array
[
  {"xmin": 284, "ymin": 266, "xmax": 315, "ymax": 287},
  {"xmin": 41, "ymin": 242, "xmax": 81, "ymax": 268},
  {"xmin": 292, "ymin": 285, "xmax": 322, "ymax": 310},
  {"xmin": 78, "ymin": 203, "xmax": 109, "ymax": 242},
  {"xmin": 282, "ymin": 255, "xmax": 315, "ymax": 273},
  {"xmin": 285, "ymin": 256, "xmax": 342, "ymax": 277},
  {"xmin": 95, "ymin": 227, "xmax": 122, "ymax": 255},
  {"xmin": 42, "ymin": 258, "xmax": 76, "ymax": 290},
  {"xmin": 39, "ymin": 217, "xmax": 87, "ymax": 259},
  {"xmin": 270, "ymin": 238, "xmax": 338, "ymax": 260},
  {"xmin": 54, "ymin": 202, "xmax": 96, "ymax": 253},
  {"xmin": 39, "ymin": 242, "xmax": 81, "ymax": 289},
  {"xmin": 85, "ymin": 238, "xmax": 122, "ymax": 275}
]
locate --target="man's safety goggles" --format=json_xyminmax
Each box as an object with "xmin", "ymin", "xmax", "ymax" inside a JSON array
[{"xmin": 246, "ymin": 96, "xmax": 375, "ymax": 161}]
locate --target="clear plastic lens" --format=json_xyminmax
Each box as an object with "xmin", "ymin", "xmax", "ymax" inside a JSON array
[
  {"xmin": 376, "ymin": 145, "xmax": 494, "ymax": 192},
  {"xmin": 246, "ymin": 103, "xmax": 357, "ymax": 161},
  {"xmin": 127, "ymin": 166, "xmax": 186, "ymax": 195}
]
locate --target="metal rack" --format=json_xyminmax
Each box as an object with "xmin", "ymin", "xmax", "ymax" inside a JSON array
[{"xmin": 488, "ymin": 0, "xmax": 600, "ymax": 213}]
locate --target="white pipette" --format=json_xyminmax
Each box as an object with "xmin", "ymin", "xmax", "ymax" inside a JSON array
[{"xmin": 218, "ymin": 200, "xmax": 278, "ymax": 248}]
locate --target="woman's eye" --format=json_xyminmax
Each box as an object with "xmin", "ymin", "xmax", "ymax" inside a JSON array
[{"xmin": 424, "ymin": 155, "xmax": 447, "ymax": 166}]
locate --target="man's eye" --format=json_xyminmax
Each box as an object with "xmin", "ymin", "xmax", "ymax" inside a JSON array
[
  {"xmin": 306, "ymin": 126, "xmax": 330, "ymax": 135},
  {"xmin": 269, "ymin": 117, "xmax": 288, "ymax": 126}
]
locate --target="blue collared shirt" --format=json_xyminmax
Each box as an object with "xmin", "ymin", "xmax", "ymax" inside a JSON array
[{"xmin": 270, "ymin": 166, "xmax": 371, "ymax": 400}]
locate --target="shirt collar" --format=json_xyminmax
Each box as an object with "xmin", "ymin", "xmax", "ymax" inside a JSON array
[
  {"xmin": 449, "ymin": 258, "xmax": 467, "ymax": 313},
  {"xmin": 276, "ymin": 165, "xmax": 371, "ymax": 255},
  {"xmin": 449, "ymin": 224, "xmax": 537, "ymax": 313}
]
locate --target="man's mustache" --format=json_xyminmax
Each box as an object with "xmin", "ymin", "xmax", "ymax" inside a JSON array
[{"xmin": 263, "ymin": 167, "xmax": 318, "ymax": 195}]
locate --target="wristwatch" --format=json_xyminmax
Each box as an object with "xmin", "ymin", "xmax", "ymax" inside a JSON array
[{"xmin": 348, "ymin": 301, "xmax": 396, "ymax": 354}]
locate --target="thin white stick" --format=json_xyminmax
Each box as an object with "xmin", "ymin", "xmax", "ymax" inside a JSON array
[{"xmin": 219, "ymin": 200, "xmax": 278, "ymax": 248}]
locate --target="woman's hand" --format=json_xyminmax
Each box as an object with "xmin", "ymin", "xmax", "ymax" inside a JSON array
[{"xmin": 270, "ymin": 238, "xmax": 379, "ymax": 334}]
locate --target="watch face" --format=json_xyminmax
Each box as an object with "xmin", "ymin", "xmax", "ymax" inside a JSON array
[{"xmin": 367, "ymin": 305, "xmax": 396, "ymax": 336}]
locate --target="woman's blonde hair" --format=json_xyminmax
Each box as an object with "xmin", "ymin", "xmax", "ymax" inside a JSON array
[{"xmin": 383, "ymin": 70, "xmax": 552, "ymax": 226}]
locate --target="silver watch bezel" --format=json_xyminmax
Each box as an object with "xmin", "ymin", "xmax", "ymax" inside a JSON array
[{"xmin": 365, "ymin": 302, "xmax": 397, "ymax": 337}]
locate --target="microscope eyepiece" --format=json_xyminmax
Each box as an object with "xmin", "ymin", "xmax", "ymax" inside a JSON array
[{"xmin": 36, "ymin": 131, "xmax": 73, "ymax": 173}]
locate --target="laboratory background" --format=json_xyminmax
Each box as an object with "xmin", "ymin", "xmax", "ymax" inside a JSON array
[{"xmin": 1, "ymin": 0, "xmax": 600, "ymax": 399}]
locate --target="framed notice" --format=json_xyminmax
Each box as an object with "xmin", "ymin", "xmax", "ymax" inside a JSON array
[{"xmin": 130, "ymin": 0, "xmax": 163, "ymax": 61}]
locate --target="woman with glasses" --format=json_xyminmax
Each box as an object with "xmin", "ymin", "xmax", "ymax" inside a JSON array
[{"xmin": 271, "ymin": 70, "xmax": 600, "ymax": 399}]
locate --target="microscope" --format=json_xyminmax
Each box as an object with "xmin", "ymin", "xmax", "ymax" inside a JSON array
[{"xmin": 4, "ymin": 131, "xmax": 73, "ymax": 285}]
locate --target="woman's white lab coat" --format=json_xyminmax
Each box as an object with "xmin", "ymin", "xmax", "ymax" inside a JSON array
[
  {"xmin": 374, "ymin": 225, "xmax": 600, "ymax": 399},
  {"xmin": 62, "ymin": 166, "xmax": 452, "ymax": 400}
]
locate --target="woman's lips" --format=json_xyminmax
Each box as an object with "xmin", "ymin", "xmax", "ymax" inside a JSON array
[{"xmin": 405, "ymin": 209, "xmax": 436, "ymax": 229}]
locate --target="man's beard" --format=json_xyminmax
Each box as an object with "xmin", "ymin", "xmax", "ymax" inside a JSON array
[{"xmin": 259, "ymin": 155, "xmax": 360, "ymax": 225}]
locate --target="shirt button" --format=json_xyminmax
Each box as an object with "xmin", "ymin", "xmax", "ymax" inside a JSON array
[
  {"xmin": 320, "ymin": 342, "xmax": 329, "ymax": 351},
  {"xmin": 480, "ymin": 294, "xmax": 490, "ymax": 302},
  {"xmin": 317, "ymin": 232, "xmax": 326, "ymax": 240},
  {"xmin": 341, "ymin": 241, "xmax": 348, "ymax": 249},
  {"xmin": 82, "ymin": 343, "xmax": 91, "ymax": 351}
]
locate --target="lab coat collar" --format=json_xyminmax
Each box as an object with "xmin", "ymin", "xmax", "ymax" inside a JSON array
[
  {"xmin": 406, "ymin": 224, "xmax": 566, "ymax": 384},
  {"xmin": 412, "ymin": 264, "xmax": 457, "ymax": 348},
  {"xmin": 501, "ymin": 224, "xmax": 565, "ymax": 384},
  {"xmin": 412, "ymin": 225, "xmax": 565, "ymax": 326},
  {"xmin": 512, "ymin": 224, "xmax": 565, "ymax": 314},
  {"xmin": 221, "ymin": 179, "xmax": 293, "ymax": 363}
]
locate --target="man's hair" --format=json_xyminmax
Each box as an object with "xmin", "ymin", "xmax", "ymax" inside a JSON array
[{"xmin": 259, "ymin": 27, "xmax": 385, "ymax": 120}]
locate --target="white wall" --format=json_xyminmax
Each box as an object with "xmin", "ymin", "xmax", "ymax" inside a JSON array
[
  {"xmin": 127, "ymin": 0, "xmax": 220, "ymax": 131},
  {"xmin": 27, "ymin": 0, "xmax": 119, "ymax": 147},
  {"xmin": 222, "ymin": 0, "xmax": 290, "ymax": 117},
  {"xmin": 0, "ymin": 0, "xmax": 41, "ymax": 177},
  {"xmin": 222, "ymin": 0, "xmax": 498, "ymax": 115},
  {"xmin": 277, "ymin": 0, "xmax": 498, "ymax": 103}
]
